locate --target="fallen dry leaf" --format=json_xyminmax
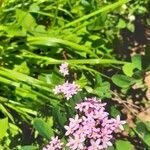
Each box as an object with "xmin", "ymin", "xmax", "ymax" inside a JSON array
[{"xmin": 138, "ymin": 108, "xmax": 150, "ymax": 122}]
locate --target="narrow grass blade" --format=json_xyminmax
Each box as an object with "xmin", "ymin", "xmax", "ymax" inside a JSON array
[
  {"xmin": 63, "ymin": 0, "xmax": 130, "ymax": 28},
  {"xmin": 27, "ymin": 36, "xmax": 98, "ymax": 58},
  {"xmin": 22, "ymin": 53, "xmax": 128, "ymax": 65}
]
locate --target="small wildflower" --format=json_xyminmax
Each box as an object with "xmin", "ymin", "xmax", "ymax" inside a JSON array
[
  {"xmin": 67, "ymin": 135, "xmax": 85, "ymax": 150},
  {"xmin": 88, "ymin": 139, "xmax": 102, "ymax": 150},
  {"xmin": 114, "ymin": 115, "xmax": 126, "ymax": 130},
  {"xmin": 65, "ymin": 97, "xmax": 126, "ymax": 150},
  {"xmin": 42, "ymin": 136, "xmax": 63, "ymax": 150},
  {"xmin": 59, "ymin": 62, "xmax": 69, "ymax": 76},
  {"xmin": 53, "ymin": 81, "xmax": 81, "ymax": 100}
]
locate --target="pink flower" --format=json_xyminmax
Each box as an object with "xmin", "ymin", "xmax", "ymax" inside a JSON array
[
  {"xmin": 88, "ymin": 139, "xmax": 103, "ymax": 150},
  {"xmin": 69, "ymin": 114, "xmax": 82, "ymax": 130},
  {"xmin": 66, "ymin": 135, "xmax": 85, "ymax": 150},
  {"xmin": 43, "ymin": 136, "xmax": 63, "ymax": 150},
  {"xmin": 114, "ymin": 115, "xmax": 126, "ymax": 130},
  {"xmin": 100, "ymin": 135, "xmax": 112, "ymax": 148},
  {"xmin": 53, "ymin": 81, "xmax": 81, "ymax": 100},
  {"xmin": 53, "ymin": 85, "xmax": 62, "ymax": 94},
  {"xmin": 59, "ymin": 62, "xmax": 69, "ymax": 76},
  {"xmin": 65, "ymin": 97, "xmax": 126, "ymax": 150},
  {"xmin": 64, "ymin": 125, "xmax": 73, "ymax": 136},
  {"xmin": 64, "ymin": 114, "xmax": 82, "ymax": 135}
]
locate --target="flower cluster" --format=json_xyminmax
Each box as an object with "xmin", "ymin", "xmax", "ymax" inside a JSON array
[
  {"xmin": 53, "ymin": 81, "xmax": 81, "ymax": 100},
  {"xmin": 42, "ymin": 136, "xmax": 63, "ymax": 150},
  {"xmin": 64, "ymin": 97, "xmax": 126, "ymax": 150},
  {"xmin": 44, "ymin": 63, "xmax": 126, "ymax": 150},
  {"xmin": 59, "ymin": 62, "xmax": 69, "ymax": 76},
  {"xmin": 53, "ymin": 63, "xmax": 81, "ymax": 100}
]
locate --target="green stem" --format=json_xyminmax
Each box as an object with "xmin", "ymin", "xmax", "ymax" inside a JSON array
[{"xmin": 22, "ymin": 54, "xmax": 128, "ymax": 65}]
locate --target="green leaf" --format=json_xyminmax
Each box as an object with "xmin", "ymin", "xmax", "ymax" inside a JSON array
[
  {"xmin": 1, "ymin": 25, "xmax": 26, "ymax": 37},
  {"xmin": 33, "ymin": 118, "xmax": 54, "ymax": 140},
  {"xmin": 27, "ymin": 36, "xmax": 98, "ymax": 58},
  {"xmin": 117, "ymin": 19, "xmax": 126, "ymax": 29},
  {"xmin": 0, "ymin": 104, "xmax": 14, "ymax": 123},
  {"xmin": 144, "ymin": 134, "xmax": 150, "ymax": 146},
  {"xmin": 94, "ymin": 82, "xmax": 111, "ymax": 98},
  {"xmin": 123, "ymin": 55, "xmax": 142, "ymax": 77},
  {"xmin": 127, "ymin": 23, "xmax": 135, "ymax": 32},
  {"xmin": 145, "ymin": 122, "xmax": 150, "ymax": 132},
  {"xmin": 122, "ymin": 63, "xmax": 134, "ymax": 77},
  {"xmin": 22, "ymin": 53, "xmax": 127, "ymax": 65},
  {"xmin": 14, "ymin": 62, "xmax": 30, "ymax": 75},
  {"xmin": 111, "ymin": 74, "xmax": 134, "ymax": 88},
  {"xmin": 95, "ymin": 74, "xmax": 102, "ymax": 86},
  {"xmin": 115, "ymin": 140, "xmax": 134, "ymax": 150},
  {"xmin": 16, "ymin": 9, "xmax": 37, "ymax": 31},
  {"xmin": 63, "ymin": 0, "xmax": 130, "ymax": 28},
  {"xmin": 131, "ymin": 55, "xmax": 142, "ymax": 70},
  {"xmin": 110, "ymin": 106, "xmax": 120, "ymax": 117},
  {"xmin": 134, "ymin": 121, "xmax": 150, "ymax": 147},
  {"xmin": 76, "ymin": 74, "xmax": 88, "ymax": 88},
  {"xmin": 52, "ymin": 106, "xmax": 67, "ymax": 130},
  {"xmin": 93, "ymin": 74, "xmax": 111, "ymax": 98},
  {"xmin": 0, "ymin": 117, "xmax": 8, "ymax": 139},
  {"xmin": 20, "ymin": 145, "xmax": 38, "ymax": 150},
  {"xmin": 107, "ymin": 146, "xmax": 115, "ymax": 150},
  {"xmin": 29, "ymin": 4, "xmax": 40, "ymax": 12}
]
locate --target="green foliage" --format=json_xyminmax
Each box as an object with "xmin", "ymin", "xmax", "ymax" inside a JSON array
[
  {"xmin": 0, "ymin": 0, "xmax": 149, "ymax": 149},
  {"xmin": 133, "ymin": 121, "xmax": 150, "ymax": 147},
  {"xmin": 111, "ymin": 74, "xmax": 134, "ymax": 88},
  {"xmin": 94, "ymin": 75, "xmax": 111, "ymax": 98},
  {"xmin": 122, "ymin": 55, "xmax": 142, "ymax": 77},
  {"xmin": 33, "ymin": 118, "xmax": 54, "ymax": 140},
  {"xmin": 115, "ymin": 140, "xmax": 134, "ymax": 150},
  {"xmin": 18, "ymin": 146, "xmax": 38, "ymax": 150},
  {"xmin": 0, "ymin": 118, "xmax": 8, "ymax": 139}
]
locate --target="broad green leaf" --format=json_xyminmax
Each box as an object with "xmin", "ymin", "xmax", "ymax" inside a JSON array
[
  {"xmin": 94, "ymin": 82, "xmax": 111, "ymax": 98},
  {"xmin": 14, "ymin": 62, "xmax": 30, "ymax": 75},
  {"xmin": 1, "ymin": 25, "xmax": 26, "ymax": 37},
  {"xmin": 110, "ymin": 106, "xmax": 120, "ymax": 117},
  {"xmin": 95, "ymin": 74, "xmax": 102, "ymax": 86},
  {"xmin": 29, "ymin": 3, "xmax": 40, "ymax": 12},
  {"xmin": 52, "ymin": 106, "xmax": 67, "ymax": 130},
  {"xmin": 16, "ymin": 9, "xmax": 37, "ymax": 31},
  {"xmin": 144, "ymin": 134, "xmax": 150, "ymax": 147},
  {"xmin": 127, "ymin": 23, "xmax": 135, "ymax": 32},
  {"xmin": 123, "ymin": 55, "xmax": 142, "ymax": 77},
  {"xmin": 132, "ymin": 55, "xmax": 142, "ymax": 70},
  {"xmin": 122, "ymin": 63, "xmax": 135, "ymax": 77},
  {"xmin": 117, "ymin": 19, "xmax": 126, "ymax": 29},
  {"xmin": 0, "ymin": 117, "xmax": 8, "ymax": 139},
  {"xmin": 33, "ymin": 118, "xmax": 54, "ymax": 140},
  {"xmin": 145, "ymin": 122, "xmax": 150, "ymax": 132},
  {"xmin": 115, "ymin": 140, "xmax": 134, "ymax": 150},
  {"xmin": 76, "ymin": 74, "xmax": 88, "ymax": 88},
  {"xmin": 111, "ymin": 74, "xmax": 134, "ymax": 88},
  {"xmin": 135, "ymin": 121, "xmax": 150, "ymax": 147},
  {"xmin": 107, "ymin": 146, "xmax": 115, "ymax": 150}
]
